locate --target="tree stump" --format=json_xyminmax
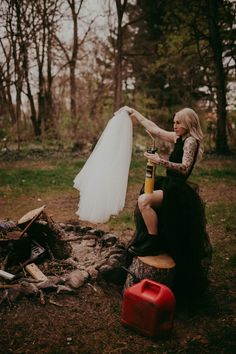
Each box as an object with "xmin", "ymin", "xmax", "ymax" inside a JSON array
[{"xmin": 124, "ymin": 254, "xmax": 176, "ymax": 290}]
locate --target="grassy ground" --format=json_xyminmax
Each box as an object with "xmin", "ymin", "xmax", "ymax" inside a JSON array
[
  {"xmin": 0, "ymin": 149, "xmax": 236, "ymax": 353},
  {"xmin": 1, "ymin": 149, "xmax": 235, "ymax": 234}
]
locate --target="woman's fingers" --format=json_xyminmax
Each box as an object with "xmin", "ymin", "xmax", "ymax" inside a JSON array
[
  {"xmin": 114, "ymin": 105, "xmax": 132, "ymax": 115},
  {"xmin": 144, "ymin": 152, "xmax": 160, "ymax": 163}
]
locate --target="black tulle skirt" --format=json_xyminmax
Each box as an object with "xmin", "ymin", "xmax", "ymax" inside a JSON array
[{"xmin": 130, "ymin": 175, "xmax": 212, "ymax": 301}]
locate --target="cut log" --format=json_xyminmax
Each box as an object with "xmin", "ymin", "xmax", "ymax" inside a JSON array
[
  {"xmin": 25, "ymin": 263, "xmax": 48, "ymax": 281},
  {"xmin": 17, "ymin": 205, "xmax": 46, "ymax": 226},
  {"xmin": 124, "ymin": 254, "xmax": 176, "ymax": 290},
  {"xmin": 138, "ymin": 254, "xmax": 175, "ymax": 269},
  {"xmin": 17, "ymin": 205, "xmax": 46, "ymax": 238}
]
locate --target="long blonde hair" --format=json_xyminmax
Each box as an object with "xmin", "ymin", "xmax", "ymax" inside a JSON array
[{"xmin": 175, "ymin": 107, "xmax": 204, "ymax": 160}]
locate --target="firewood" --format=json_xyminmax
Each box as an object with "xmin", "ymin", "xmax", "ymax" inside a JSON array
[
  {"xmin": 25, "ymin": 263, "xmax": 48, "ymax": 281},
  {"xmin": 17, "ymin": 205, "xmax": 46, "ymax": 226}
]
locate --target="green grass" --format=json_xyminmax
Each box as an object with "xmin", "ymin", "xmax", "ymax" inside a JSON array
[
  {"xmin": 206, "ymin": 202, "xmax": 236, "ymax": 232},
  {"xmin": 1, "ymin": 153, "xmax": 236, "ymax": 233},
  {"xmin": 107, "ymin": 211, "xmax": 134, "ymax": 230},
  {"xmin": 196, "ymin": 167, "xmax": 236, "ymax": 179},
  {"xmin": 0, "ymin": 160, "xmax": 84, "ymax": 196}
]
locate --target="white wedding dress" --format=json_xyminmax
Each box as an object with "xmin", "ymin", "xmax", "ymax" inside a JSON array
[{"xmin": 73, "ymin": 108, "xmax": 133, "ymax": 223}]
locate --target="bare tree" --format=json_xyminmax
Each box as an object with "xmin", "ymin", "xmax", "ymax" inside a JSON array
[
  {"xmin": 0, "ymin": 39, "xmax": 16, "ymax": 126},
  {"xmin": 0, "ymin": 0, "xmax": 30, "ymax": 149},
  {"xmin": 56, "ymin": 0, "xmax": 95, "ymax": 123},
  {"xmin": 0, "ymin": 0, "xmax": 62, "ymax": 139},
  {"xmin": 30, "ymin": 0, "xmax": 62, "ymax": 136}
]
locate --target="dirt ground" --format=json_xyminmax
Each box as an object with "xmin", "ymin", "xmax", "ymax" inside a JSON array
[{"xmin": 0, "ymin": 159, "xmax": 235, "ymax": 354}]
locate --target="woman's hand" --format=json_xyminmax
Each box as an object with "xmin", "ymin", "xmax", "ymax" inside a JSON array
[
  {"xmin": 125, "ymin": 107, "xmax": 146, "ymax": 125},
  {"xmin": 127, "ymin": 109, "xmax": 139, "ymax": 123},
  {"xmin": 114, "ymin": 106, "xmax": 140, "ymax": 123},
  {"xmin": 144, "ymin": 152, "xmax": 161, "ymax": 165},
  {"xmin": 114, "ymin": 105, "xmax": 132, "ymax": 115}
]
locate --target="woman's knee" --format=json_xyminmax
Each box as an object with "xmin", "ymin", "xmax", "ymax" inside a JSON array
[
  {"xmin": 138, "ymin": 194, "xmax": 152, "ymax": 210},
  {"xmin": 138, "ymin": 190, "xmax": 163, "ymax": 211}
]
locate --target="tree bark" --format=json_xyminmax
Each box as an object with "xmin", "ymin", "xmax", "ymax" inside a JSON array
[
  {"xmin": 26, "ymin": 79, "xmax": 41, "ymax": 137},
  {"xmin": 207, "ymin": 0, "xmax": 229, "ymax": 154},
  {"xmin": 114, "ymin": 0, "xmax": 128, "ymax": 111},
  {"xmin": 44, "ymin": 33, "xmax": 54, "ymax": 133},
  {"xmin": 68, "ymin": 0, "xmax": 83, "ymax": 121},
  {"xmin": 0, "ymin": 41, "xmax": 16, "ymax": 125}
]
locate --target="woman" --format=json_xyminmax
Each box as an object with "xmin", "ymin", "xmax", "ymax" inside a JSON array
[{"xmin": 126, "ymin": 107, "xmax": 212, "ymax": 300}]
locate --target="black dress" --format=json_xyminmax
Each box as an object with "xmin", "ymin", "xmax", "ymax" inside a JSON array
[{"xmin": 130, "ymin": 137, "xmax": 212, "ymax": 301}]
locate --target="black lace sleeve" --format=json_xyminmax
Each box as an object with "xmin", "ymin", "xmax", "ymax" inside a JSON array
[{"xmin": 157, "ymin": 137, "xmax": 198, "ymax": 176}]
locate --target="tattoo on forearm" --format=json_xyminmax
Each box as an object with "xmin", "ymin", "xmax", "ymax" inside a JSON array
[{"xmin": 158, "ymin": 137, "xmax": 198, "ymax": 175}]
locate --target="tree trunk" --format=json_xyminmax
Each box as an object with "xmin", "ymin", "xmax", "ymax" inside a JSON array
[
  {"xmin": 69, "ymin": 0, "xmax": 80, "ymax": 122},
  {"xmin": 114, "ymin": 20, "xmax": 123, "ymax": 111},
  {"xmin": 124, "ymin": 255, "xmax": 176, "ymax": 290},
  {"xmin": 38, "ymin": 70, "xmax": 45, "ymax": 136},
  {"xmin": 70, "ymin": 63, "xmax": 77, "ymax": 120},
  {"xmin": 44, "ymin": 34, "xmax": 54, "ymax": 133},
  {"xmin": 15, "ymin": 88, "xmax": 21, "ymax": 151},
  {"xmin": 0, "ymin": 61, "xmax": 16, "ymax": 125},
  {"xmin": 26, "ymin": 80, "xmax": 41, "ymax": 137},
  {"xmin": 0, "ymin": 78, "xmax": 16, "ymax": 125},
  {"xmin": 114, "ymin": 0, "xmax": 128, "ymax": 111},
  {"xmin": 207, "ymin": 0, "xmax": 229, "ymax": 154}
]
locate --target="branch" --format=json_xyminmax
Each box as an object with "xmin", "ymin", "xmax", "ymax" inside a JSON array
[
  {"xmin": 123, "ymin": 14, "xmax": 146, "ymax": 29},
  {"xmin": 54, "ymin": 35, "xmax": 70, "ymax": 63},
  {"xmin": 78, "ymin": 16, "xmax": 97, "ymax": 48}
]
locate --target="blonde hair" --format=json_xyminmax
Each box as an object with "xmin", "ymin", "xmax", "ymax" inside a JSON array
[{"xmin": 175, "ymin": 107, "xmax": 204, "ymax": 160}]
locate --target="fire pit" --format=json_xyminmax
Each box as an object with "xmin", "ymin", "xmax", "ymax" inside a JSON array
[{"xmin": 0, "ymin": 206, "xmax": 128, "ymax": 305}]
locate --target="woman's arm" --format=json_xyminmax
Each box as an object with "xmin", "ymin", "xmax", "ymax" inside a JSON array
[
  {"xmin": 145, "ymin": 137, "xmax": 198, "ymax": 176},
  {"xmin": 126, "ymin": 108, "xmax": 176, "ymax": 143}
]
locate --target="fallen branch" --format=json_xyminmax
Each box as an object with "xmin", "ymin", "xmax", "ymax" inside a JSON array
[
  {"xmin": 0, "ymin": 284, "xmax": 21, "ymax": 289},
  {"xmin": 49, "ymin": 299, "xmax": 63, "ymax": 307}
]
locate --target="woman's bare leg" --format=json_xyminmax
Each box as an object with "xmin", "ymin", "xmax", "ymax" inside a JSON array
[
  {"xmin": 128, "ymin": 190, "xmax": 164, "ymax": 256},
  {"xmin": 138, "ymin": 190, "xmax": 163, "ymax": 235}
]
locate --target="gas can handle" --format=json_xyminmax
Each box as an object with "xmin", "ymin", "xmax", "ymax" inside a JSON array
[{"xmin": 141, "ymin": 279, "xmax": 161, "ymax": 296}]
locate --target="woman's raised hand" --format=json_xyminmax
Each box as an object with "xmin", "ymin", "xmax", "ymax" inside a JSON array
[
  {"xmin": 114, "ymin": 106, "xmax": 139, "ymax": 124},
  {"xmin": 114, "ymin": 105, "xmax": 133, "ymax": 115}
]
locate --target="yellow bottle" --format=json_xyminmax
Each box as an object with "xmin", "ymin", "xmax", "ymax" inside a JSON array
[{"xmin": 144, "ymin": 147, "xmax": 157, "ymax": 194}]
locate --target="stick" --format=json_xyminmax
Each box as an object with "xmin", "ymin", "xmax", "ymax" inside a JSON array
[
  {"xmin": 0, "ymin": 284, "xmax": 21, "ymax": 289},
  {"xmin": 39, "ymin": 289, "xmax": 46, "ymax": 305},
  {"xmin": 49, "ymin": 299, "xmax": 63, "ymax": 307},
  {"xmin": 0, "ymin": 254, "xmax": 9, "ymax": 271}
]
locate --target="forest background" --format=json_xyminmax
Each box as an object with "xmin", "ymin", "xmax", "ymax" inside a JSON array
[{"xmin": 0, "ymin": 0, "xmax": 236, "ymax": 155}]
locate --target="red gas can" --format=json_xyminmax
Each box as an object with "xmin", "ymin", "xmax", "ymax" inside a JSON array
[{"xmin": 121, "ymin": 279, "xmax": 176, "ymax": 337}]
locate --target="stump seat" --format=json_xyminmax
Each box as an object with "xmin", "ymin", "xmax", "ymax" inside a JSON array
[
  {"xmin": 138, "ymin": 254, "xmax": 176, "ymax": 269},
  {"xmin": 124, "ymin": 253, "xmax": 176, "ymax": 290}
]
